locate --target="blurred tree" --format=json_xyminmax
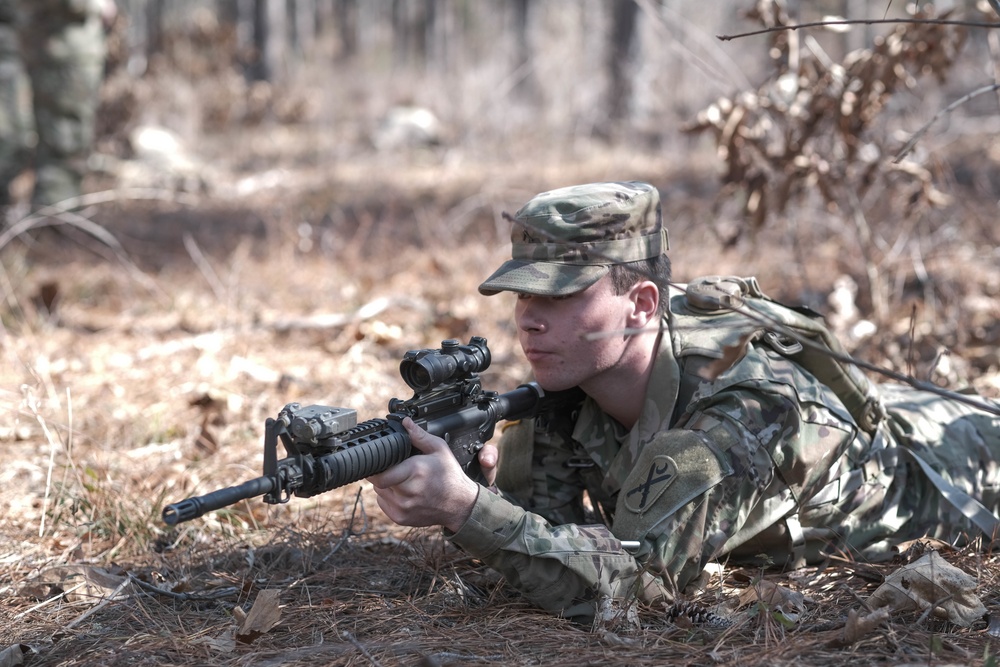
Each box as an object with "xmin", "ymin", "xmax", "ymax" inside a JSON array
[
  {"xmin": 392, "ymin": 0, "xmax": 434, "ymax": 67},
  {"xmin": 250, "ymin": 0, "xmax": 285, "ymax": 81},
  {"xmin": 289, "ymin": 0, "xmax": 316, "ymax": 58},
  {"xmin": 607, "ymin": 0, "xmax": 639, "ymax": 126},
  {"xmin": 510, "ymin": 0, "xmax": 540, "ymax": 102},
  {"xmin": 334, "ymin": 0, "xmax": 358, "ymax": 61}
]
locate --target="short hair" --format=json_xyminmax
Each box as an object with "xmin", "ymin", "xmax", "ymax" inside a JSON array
[{"xmin": 607, "ymin": 255, "xmax": 672, "ymax": 316}]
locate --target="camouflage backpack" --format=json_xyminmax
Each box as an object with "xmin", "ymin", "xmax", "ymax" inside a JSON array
[
  {"xmin": 671, "ymin": 276, "xmax": 1000, "ymax": 540},
  {"xmin": 668, "ymin": 275, "xmax": 886, "ymax": 434}
]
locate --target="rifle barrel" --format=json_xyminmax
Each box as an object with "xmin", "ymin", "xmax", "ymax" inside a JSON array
[{"xmin": 161, "ymin": 475, "xmax": 276, "ymax": 525}]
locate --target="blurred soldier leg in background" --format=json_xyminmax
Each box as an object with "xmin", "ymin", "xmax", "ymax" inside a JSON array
[
  {"xmin": 20, "ymin": 0, "xmax": 108, "ymax": 207},
  {"xmin": 0, "ymin": 0, "xmax": 108, "ymax": 209},
  {"xmin": 0, "ymin": 0, "xmax": 29, "ymax": 207}
]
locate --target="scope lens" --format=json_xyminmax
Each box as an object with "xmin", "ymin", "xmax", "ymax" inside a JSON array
[{"xmin": 401, "ymin": 353, "xmax": 457, "ymax": 391}]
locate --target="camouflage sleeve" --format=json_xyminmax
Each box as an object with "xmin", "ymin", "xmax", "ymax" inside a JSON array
[{"xmin": 447, "ymin": 487, "xmax": 671, "ymax": 620}]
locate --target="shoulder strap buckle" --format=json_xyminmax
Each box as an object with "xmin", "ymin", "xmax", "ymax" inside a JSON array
[{"xmin": 763, "ymin": 330, "xmax": 803, "ymax": 355}]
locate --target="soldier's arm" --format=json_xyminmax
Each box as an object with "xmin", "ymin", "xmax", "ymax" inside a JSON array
[{"xmin": 447, "ymin": 487, "xmax": 670, "ymax": 620}]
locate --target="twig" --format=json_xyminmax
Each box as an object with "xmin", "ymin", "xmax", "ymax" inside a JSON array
[
  {"xmin": 12, "ymin": 582, "xmax": 87, "ymax": 620},
  {"xmin": 65, "ymin": 576, "xmax": 133, "ymax": 630},
  {"xmin": 0, "ymin": 188, "xmax": 188, "ymax": 301},
  {"xmin": 183, "ymin": 233, "xmax": 227, "ymax": 303},
  {"xmin": 915, "ymin": 592, "xmax": 954, "ymax": 626},
  {"xmin": 23, "ymin": 387, "xmax": 61, "ymax": 539},
  {"xmin": 838, "ymin": 582, "xmax": 873, "ymax": 612},
  {"xmin": 128, "ymin": 574, "xmax": 238, "ymax": 601},
  {"xmin": 718, "ymin": 18, "xmax": 999, "ymax": 42},
  {"xmin": 341, "ymin": 630, "xmax": 383, "ymax": 667},
  {"xmin": 893, "ymin": 83, "xmax": 1000, "ymax": 162},
  {"xmin": 322, "ymin": 487, "xmax": 368, "ymax": 562}
]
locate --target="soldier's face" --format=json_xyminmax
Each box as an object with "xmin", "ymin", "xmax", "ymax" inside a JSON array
[{"xmin": 514, "ymin": 275, "xmax": 638, "ymax": 393}]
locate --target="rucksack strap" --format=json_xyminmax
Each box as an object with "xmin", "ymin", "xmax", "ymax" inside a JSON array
[{"xmin": 903, "ymin": 447, "xmax": 1000, "ymax": 540}]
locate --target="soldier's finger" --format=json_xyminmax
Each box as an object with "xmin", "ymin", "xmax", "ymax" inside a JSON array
[
  {"xmin": 401, "ymin": 417, "xmax": 449, "ymax": 454},
  {"xmin": 478, "ymin": 444, "xmax": 498, "ymax": 486}
]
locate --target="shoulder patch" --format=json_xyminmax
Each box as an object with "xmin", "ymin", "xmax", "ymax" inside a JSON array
[
  {"xmin": 623, "ymin": 455, "xmax": 678, "ymax": 515},
  {"xmin": 613, "ymin": 429, "xmax": 732, "ymax": 540}
]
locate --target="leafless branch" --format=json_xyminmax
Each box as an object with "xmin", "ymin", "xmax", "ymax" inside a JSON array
[{"xmin": 718, "ymin": 18, "xmax": 999, "ymax": 42}]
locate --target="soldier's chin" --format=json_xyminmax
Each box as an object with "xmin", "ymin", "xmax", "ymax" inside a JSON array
[{"xmin": 533, "ymin": 375, "xmax": 579, "ymax": 394}]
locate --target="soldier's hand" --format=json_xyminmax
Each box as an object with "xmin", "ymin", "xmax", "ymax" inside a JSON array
[{"xmin": 367, "ymin": 417, "xmax": 479, "ymax": 533}]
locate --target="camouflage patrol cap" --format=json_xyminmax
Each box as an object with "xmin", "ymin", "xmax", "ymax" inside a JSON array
[{"xmin": 478, "ymin": 181, "xmax": 668, "ymax": 296}]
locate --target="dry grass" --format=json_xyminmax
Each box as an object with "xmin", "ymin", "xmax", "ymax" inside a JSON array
[
  {"xmin": 4, "ymin": 10, "xmax": 1000, "ymax": 663},
  {"xmin": 3, "ymin": 153, "xmax": 1000, "ymax": 664}
]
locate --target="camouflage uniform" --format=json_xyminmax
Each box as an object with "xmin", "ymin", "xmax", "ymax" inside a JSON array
[
  {"xmin": 447, "ymin": 181, "xmax": 1000, "ymax": 622},
  {"xmin": 0, "ymin": 0, "xmax": 107, "ymax": 206}
]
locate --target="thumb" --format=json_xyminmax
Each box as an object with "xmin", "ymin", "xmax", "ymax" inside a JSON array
[{"xmin": 401, "ymin": 417, "xmax": 447, "ymax": 454}]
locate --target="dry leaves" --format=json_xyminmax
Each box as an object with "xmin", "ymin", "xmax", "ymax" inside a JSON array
[
  {"xmin": 193, "ymin": 588, "xmax": 283, "ymax": 653},
  {"xmin": 686, "ymin": 1, "xmax": 966, "ymax": 238},
  {"xmin": 697, "ymin": 332, "xmax": 757, "ymax": 381},
  {"xmin": 235, "ymin": 588, "xmax": 283, "ymax": 643},
  {"xmin": 738, "ymin": 579, "xmax": 811, "ymax": 625},
  {"xmin": 18, "ymin": 565, "xmax": 132, "ymax": 604},
  {"xmin": 867, "ymin": 551, "xmax": 986, "ymax": 626}
]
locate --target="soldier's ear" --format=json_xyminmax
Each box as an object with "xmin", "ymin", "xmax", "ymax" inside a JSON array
[{"xmin": 628, "ymin": 280, "xmax": 659, "ymax": 327}]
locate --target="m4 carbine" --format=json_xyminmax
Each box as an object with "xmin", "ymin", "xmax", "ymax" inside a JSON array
[{"xmin": 162, "ymin": 336, "xmax": 576, "ymax": 526}]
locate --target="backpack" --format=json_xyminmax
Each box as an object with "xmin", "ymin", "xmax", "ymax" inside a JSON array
[{"xmin": 669, "ymin": 276, "xmax": 886, "ymax": 434}]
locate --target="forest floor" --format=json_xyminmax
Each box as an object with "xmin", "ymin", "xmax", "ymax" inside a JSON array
[{"xmin": 2, "ymin": 90, "xmax": 1000, "ymax": 666}]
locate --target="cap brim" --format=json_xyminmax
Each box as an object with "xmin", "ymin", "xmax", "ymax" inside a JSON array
[{"xmin": 478, "ymin": 260, "xmax": 609, "ymax": 296}]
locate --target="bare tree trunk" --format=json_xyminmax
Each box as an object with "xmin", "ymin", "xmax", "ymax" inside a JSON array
[
  {"xmin": 335, "ymin": 0, "xmax": 358, "ymax": 61},
  {"xmin": 606, "ymin": 0, "xmax": 639, "ymax": 125},
  {"xmin": 289, "ymin": 0, "xmax": 316, "ymax": 58},
  {"xmin": 146, "ymin": 0, "xmax": 165, "ymax": 59},
  {"xmin": 510, "ymin": 0, "xmax": 539, "ymax": 101},
  {"xmin": 391, "ymin": 0, "xmax": 434, "ymax": 67},
  {"xmin": 218, "ymin": 0, "xmax": 255, "ymax": 58},
  {"xmin": 250, "ymin": 0, "xmax": 286, "ymax": 81},
  {"xmin": 842, "ymin": 0, "xmax": 870, "ymax": 54}
]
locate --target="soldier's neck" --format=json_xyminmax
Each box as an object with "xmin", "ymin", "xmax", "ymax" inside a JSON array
[{"xmin": 582, "ymin": 331, "xmax": 660, "ymax": 431}]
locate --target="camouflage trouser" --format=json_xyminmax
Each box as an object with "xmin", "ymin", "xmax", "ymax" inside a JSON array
[
  {"xmin": 0, "ymin": 0, "xmax": 106, "ymax": 207},
  {"xmin": 881, "ymin": 384, "xmax": 1000, "ymax": 543}
]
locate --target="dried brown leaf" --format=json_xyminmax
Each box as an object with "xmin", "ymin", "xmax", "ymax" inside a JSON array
[
  {"xmin": 235, "ymin": 589, "xmax": 282, "ymax": 644},
  {"xmin": 892, "ymin": 537, "xmax": 958, "ymax": 557},
  {"xmin": 697, "ymin": 332, "xmax": 756, "ymax": 380},
  {"xmin": 867, "ymin": 551, "xmax": 986, "ymax": 626},
  {"xmin": 738, "ymin": 580, "xmax": 809, "ymax": 620},
  {"xmin": 36, "ymin": 565, "xmax": 132, "ymax": 603},
  {"xmin": 828, "ymin": 607, "xmax": 891, "ymax": 647}
]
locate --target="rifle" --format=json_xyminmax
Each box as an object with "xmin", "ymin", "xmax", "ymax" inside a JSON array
[{"xmin": 162, "ymin": 336, "xmax": 578, "ymax": 526}]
